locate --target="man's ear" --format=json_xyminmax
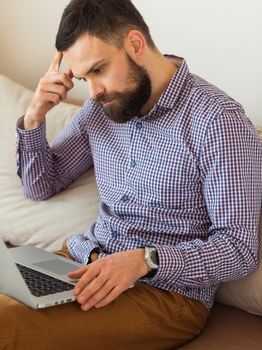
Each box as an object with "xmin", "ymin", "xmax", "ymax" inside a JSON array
[{"xmin": 124, "ymin": 30, "xmax": 146, "ymax": 61}]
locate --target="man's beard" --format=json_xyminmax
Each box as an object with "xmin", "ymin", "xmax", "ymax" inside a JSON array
[{"xmin": 94, "ymin": 54, "xmax": 152, "ymax": 123}]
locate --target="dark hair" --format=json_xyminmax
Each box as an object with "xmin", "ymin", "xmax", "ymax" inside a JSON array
[{"xmin": 55, "ymin": 0, "xmax": 155, "ymax": 51}]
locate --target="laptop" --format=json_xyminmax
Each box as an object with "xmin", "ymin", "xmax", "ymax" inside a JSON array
[{"xmin": 0, "ymin": 239, "xmax": 82, "ymax": 309}]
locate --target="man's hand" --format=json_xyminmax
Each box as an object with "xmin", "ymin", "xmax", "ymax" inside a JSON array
[
  {"xmin": 24, "ymin": 52, "xmax": 74, "ymax": 130},
  {"xmin": 68, "ymin": 249, "xmax": 149, "ymax": 311}
]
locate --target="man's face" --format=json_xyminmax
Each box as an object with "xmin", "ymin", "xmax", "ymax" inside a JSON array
[
  {"xmin": 63, "ymin": 33, "xmax": 152, "ymax": 123},
  {"xmin": 95, "ymin": 54, "xmax": 151, "ymax": 123}
]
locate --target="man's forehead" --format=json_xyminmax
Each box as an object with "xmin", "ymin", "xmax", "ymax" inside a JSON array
[{"xmin": 63, "ymin": 33, "xmax": 119, "ymax": 75}]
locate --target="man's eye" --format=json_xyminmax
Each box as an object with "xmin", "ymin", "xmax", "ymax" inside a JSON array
[{"xmin": 93, "ymin": 66, "xmax": 104, "ymax": 75}]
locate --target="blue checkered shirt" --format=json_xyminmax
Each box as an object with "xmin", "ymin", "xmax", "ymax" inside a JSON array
[{"xmin": 16, "ymin": 57, "xmax": 262, "ymax": 309}]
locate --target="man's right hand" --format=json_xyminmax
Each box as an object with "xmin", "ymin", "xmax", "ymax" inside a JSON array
[{"xmin": 24, "ymin": 52, "xmax": 74, "ymax": 130}]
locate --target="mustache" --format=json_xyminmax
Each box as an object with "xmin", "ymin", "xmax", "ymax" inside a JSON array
[{"xmin": 94, "ymin": 92, "xmax": 120, "ymax": 105}]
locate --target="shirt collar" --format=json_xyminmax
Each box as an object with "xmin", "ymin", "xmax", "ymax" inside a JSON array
[{"xmin": 157, "ymin": 55, "xmax": 189, "ymax": 110}]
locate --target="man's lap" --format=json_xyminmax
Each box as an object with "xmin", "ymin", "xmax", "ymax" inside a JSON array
[{"xmin": 0, "ymin": 282, "xmax": 208, "ymax": 350}]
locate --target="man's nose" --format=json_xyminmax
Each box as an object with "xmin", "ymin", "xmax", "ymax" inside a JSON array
[{"xmin": 88, "ymin": 80, "xmax": 105, "ymax": 100}]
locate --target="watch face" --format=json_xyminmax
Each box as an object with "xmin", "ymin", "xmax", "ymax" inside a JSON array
[
  {"xmin": 145, "ymin": 247, "xmax": 159, "ymax": 269},
  {"xmin": 149, "ymin": 248, "xmax": 157, "ymax": 264}
]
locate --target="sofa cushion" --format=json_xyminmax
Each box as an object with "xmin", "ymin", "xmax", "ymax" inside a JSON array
[
  {"xmin": 216, "ymin": 204, "xmax": 262, "ymax": 315},
  {"xmin": 0, "ymin": 74, "xmax": 99, "ymax": 251},
  {"xmin": 178, "ymin": 302, "xmax": 262, "ymax": 350}
]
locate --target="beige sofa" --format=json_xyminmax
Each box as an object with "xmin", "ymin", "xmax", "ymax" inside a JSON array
[{"xmin": 0, "ymin": 75, "xmax": 262, "ymax": 349}]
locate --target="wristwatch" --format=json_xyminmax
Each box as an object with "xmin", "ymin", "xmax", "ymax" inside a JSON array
[{"xmin": 143, "ymin": 246, "xmax": 159, "ymax": 279}]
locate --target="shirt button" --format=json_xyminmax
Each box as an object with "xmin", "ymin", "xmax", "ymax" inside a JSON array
[
  {"xmin": 112, "ymin": 231, "xmax": 118, "ymax": 238},
  {"xmin": 136, "ymin": 121, "xmax": 143, "ymax": 130},
  {"xmin": 130, "ymin": 159, "xmax": 136, "ymax": 168},
  {"xmin": 122, "ymin": 194, "xmax": 129, "ymax": 202}
]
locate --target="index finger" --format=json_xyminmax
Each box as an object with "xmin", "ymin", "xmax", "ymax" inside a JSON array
[
  {"xmin": 47, "ymin": 51, "xmax": 63, "ymax": 72},
  {"xmin": 68, "ymin": 266, "xmax": 88, "ymax": 278}
]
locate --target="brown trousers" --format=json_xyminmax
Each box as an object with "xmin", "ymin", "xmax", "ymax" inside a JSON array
[{"xmin": 0, "ymin": 243, "xmax": 209, "ymax": 350}]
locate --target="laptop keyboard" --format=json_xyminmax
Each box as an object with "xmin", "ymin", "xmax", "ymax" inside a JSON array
[{"xmin": 16, "ymin": 263, "xmax": 74, "ymax": 297}]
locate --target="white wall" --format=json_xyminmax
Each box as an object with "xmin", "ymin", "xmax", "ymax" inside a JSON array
[
  {"xmin": 0, "ymin": 0, "xmax": 261, "ymax": 125},
  {"xmin": 133, "ymin": 0, "xmax": 262, "ymax": 126}
]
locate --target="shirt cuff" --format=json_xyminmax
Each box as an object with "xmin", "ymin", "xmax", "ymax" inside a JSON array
[
  {"xmin": 141, "ymin": 244, "xmax": 185, "ymax": 284},
  {"xmin": 67, "ymin": 234, "xmax": 101, "ymax": 265},
  {"xmin": 16, "ymin": 116, "xmax": 47, "ymax": 151}
]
